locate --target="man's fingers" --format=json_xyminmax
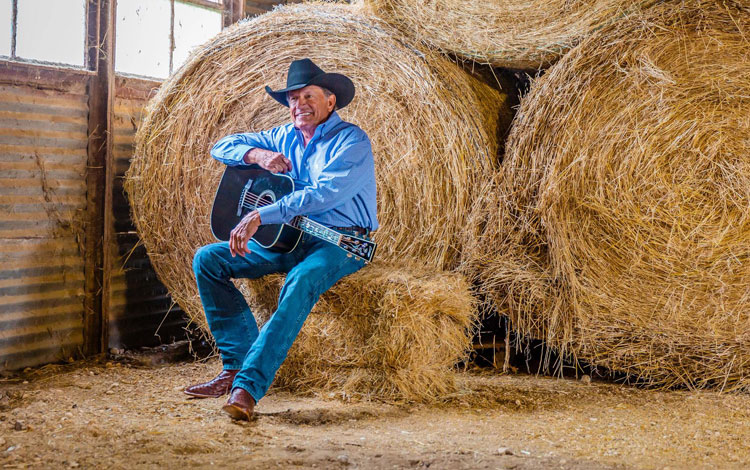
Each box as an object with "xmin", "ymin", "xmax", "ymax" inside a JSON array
[
  {"xmin": 260, "ymin": 153, "xmax": 290, "ymax": 173},
  {"xmin": 230, "ymin": 228, "xmax": 242, "ymax": 257},
  {"xmin": 229, "ymin": 230, "xmax": 238, "ymax": 257},
  {"xmin": 229, "ymin": 225, "xmax": 254, "ymax": 257},
  {"xmin": 229, "ymin": 211, "xmax": 260, "ymax": 257},
  {"xmin": 240, "ymin": 235, "xmax": 251, "ymax": 256}
]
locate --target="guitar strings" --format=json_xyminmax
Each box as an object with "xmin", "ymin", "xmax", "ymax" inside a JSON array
[
  {"xmin": 240, "ymin": 192, "xmax": 305, "ymax": 229},
  {"xmin": 239, "ymin": 189, "xmax": 372, "ymax": 255}
]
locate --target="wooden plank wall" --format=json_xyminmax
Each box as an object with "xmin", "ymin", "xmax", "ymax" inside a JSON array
[{"xmin": 0, "ymin": 74, "xmax": 90, "ymax": 369}]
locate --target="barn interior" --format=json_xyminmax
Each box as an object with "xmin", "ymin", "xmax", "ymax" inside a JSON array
[{"xmin": 1, "ymin": 1, "xmax": 750, "ymax": 468}]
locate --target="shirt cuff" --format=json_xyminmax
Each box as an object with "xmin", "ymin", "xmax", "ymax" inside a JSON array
[
  {"xmin": 256, "ymin": 203, "xmax": 283, "ymax": 225},
  {"xmin": 216, "ymin": 144, "xmax": 253, "ymax": 166}
]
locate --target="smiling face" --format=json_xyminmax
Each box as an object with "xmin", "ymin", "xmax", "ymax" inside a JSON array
[{"xmin": 287, "ymin": 85, "xmax": 337, "ymax": 133}]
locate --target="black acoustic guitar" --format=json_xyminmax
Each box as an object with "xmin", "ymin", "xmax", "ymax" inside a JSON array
[{"xmin": 210, "ymin": 165, "xmax": 377, "ymax": 263}]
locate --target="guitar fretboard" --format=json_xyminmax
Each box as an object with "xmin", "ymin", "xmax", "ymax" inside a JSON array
[{"xmin": 290, "ymin": 217, "xmax": 341, "ymax": 245}]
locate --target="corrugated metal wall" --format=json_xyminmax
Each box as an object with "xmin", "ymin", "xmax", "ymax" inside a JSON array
[
  {"xmin": 0, "ymin": 77, "xmax": 89, "ymax": 369},
  {"xmin": 0, "ymin": 1, "xmax": 288, "ymax": 370},
  {"xmin": 108, "ymin": 77, "xmax": 187, "ymax": 349}
]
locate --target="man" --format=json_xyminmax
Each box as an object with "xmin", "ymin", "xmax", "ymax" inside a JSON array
[{"xmin": 185, "ymin": 58, "xmax": 378, "ymax": 421}]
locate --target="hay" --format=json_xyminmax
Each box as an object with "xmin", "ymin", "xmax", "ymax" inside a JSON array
[
  {"xmin": 361, "ymin": 0, "xmax": 657, "ymax": 69},
  {"xmin": 470, "ymin": 0, "xmax": 750, "ymax": 390},
  {"xmin": 125, "ymin": 3, "xmax": 507, "ymax": 401},
  {"xmin": 246, "ymin": 263, "xmax": 476, "ymax": 403}
]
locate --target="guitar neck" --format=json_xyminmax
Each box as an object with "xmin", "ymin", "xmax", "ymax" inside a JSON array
[
  {"xmin": 290, "ymin": 217, "xmax": 343, "ymax": 245},
  {"xmin": 288, "ymin": 216, "xmax": 376, "ymax": 263}
]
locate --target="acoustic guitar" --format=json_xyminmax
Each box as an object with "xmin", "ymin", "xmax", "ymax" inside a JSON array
[{"xmin": 210, "ymin": 165, "xmax": 377, "ymax": 263}]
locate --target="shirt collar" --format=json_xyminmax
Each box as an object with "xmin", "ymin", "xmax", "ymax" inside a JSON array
[
  {"xmin": 318, "ymin": 111, "xmax": 342, "ymax": 137},
  {"xmin": 293, "ymin": 111, "xmax": 342, "ymax": 141}
]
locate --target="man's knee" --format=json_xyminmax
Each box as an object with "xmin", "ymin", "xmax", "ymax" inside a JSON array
[
  {"xmin": 193, "ymin": 244, "xmax": 226, "ymax": 278},
  {"xmin": 280, "ymin": 269, "xmax": 328, "ymax": 306}
]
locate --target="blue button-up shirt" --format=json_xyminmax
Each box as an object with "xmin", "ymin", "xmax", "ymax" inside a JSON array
[{"xmin": 210, "ymin": 111, "xmax": 378, "ymax": 231}]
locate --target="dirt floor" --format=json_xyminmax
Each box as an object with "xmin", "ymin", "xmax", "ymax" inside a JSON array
[{"xmin": 1, "ymin": 358, "xmax": 749, "ymax": 470}]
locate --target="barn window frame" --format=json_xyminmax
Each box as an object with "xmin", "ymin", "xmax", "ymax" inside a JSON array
[
  {"xmin": 114, "ymin": 0, "xmax": 225, "ymax": 80},
  {"xmin": 1, "ymin": 0, "xmax": 91, "ymax": 69},
  {"xmin": 0, "ymin": 0, "xmax": 241, "ymax": 76}
]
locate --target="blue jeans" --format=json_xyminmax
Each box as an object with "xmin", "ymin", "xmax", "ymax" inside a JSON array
[{"xmin": 192, "ymin": 231, "xmax": 365, "ymax": 403}]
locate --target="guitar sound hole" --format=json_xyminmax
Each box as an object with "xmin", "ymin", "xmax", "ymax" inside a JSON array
[{"xmin": 259, "ymin": 195, "xmax": 273, "ymax": 208}]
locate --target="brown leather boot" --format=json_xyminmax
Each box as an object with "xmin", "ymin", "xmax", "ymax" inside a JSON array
[
  {"xmin": 221, "ymin": 387, "xmax": 256, "ymax": 421},
  {"xmin": 183, "ymin": 369, "xmax": 239, "ymax": 398}
]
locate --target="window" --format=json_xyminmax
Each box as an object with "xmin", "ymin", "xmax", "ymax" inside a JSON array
[
  {"xmin": 0, "ymin": 0, "xmax": 10, "ymax": 57},
  {"xmin": 173, "ymin": 1, "xmax": 222, "ymax": 72},
  {"xmin": 114, "ymin": 0, "xmax": 171, "ymax": 79},
  {"xmin": 1, "ymin": 0, "xmax": 88, "ymax": 67},
  {"xmin": 0, "ymin": 0, "xmax": 226, "ymax": 74},
  {"xmin": 115, "ymin": 0, "xmax": 222, "ymax": 80}
]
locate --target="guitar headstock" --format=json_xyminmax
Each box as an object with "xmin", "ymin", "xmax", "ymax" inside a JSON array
[{"xmin": 340, "ymin": 235, "xmax": 377, "ymax": 263}]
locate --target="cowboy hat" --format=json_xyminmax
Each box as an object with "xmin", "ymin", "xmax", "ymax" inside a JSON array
[{"xmin": 265, "ymin": 58, "xmax": 355, "ymax": 109}]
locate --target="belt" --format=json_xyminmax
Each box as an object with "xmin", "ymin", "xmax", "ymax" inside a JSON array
[{"xmin": 331, "ymin": 226, "xmax": 370, "ymax": 237}]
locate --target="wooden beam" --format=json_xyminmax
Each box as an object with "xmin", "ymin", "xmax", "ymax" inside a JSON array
[
  {"xmin": 86, "ymin": 0, "xmax": 98, "ymax": 70},
  {"xmin": 99, "ymin": 0, "xmax": 117, "ymax": 356},
  {"xmin": 10, "ymin": 0, "xmax": 17, "ymax": 58},
  {"xmin": 181, "ymin": 0, "xmax": 224, "ymax": 11},
  {"xmin": 84, "ymin": 0, "xmax": 115, "ymax": 357},
  {"xmin": 0, "ymin": 60, "xmax": 92, "ymax": 89},
  {"xmin": 233, "ymin": 0, "xmax": 245, "ymax": 23},
  {"xmin": 170, "ymin": 0, "xmax": 175, "ymax": 75},
  {"xmin": 115, "ymin": 76, "xmax": 161, "ymax": 101},
  {"xmin": 224, "ymin": 0, "xmax": 244, "ymax": 27}
]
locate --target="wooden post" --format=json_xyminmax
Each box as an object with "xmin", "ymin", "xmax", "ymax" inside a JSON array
[
  {"xmin": 84, "ymin": 0, "xmax": 115, "ymax": 356},
  {"xmin": 224, "ymin": 0, "xmax": 244, "ymax": 27}
]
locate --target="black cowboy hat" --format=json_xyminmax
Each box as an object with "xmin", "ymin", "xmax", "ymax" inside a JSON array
[{"xmin": 265, "ymin": 58, "xmax": 355, "ymax": 109}]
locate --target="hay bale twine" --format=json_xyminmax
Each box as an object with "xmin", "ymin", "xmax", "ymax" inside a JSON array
[
  {"xmin": 362, "ymin": 0, "xmax": 656, "ymax": 69},
  {"xmin": 125, "ymin": 2, "xmax": 508, "ymax": 399},
  {"xmin": 475, "ymin": 0, "xmax": 750, "ymax": 390},
  {"xmin": 247, "ymin": 263, "xmax": 476, "ymax": 402}
]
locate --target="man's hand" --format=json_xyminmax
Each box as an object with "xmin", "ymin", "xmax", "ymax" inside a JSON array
[
  {"xmin": 229, "ymin": 210, "xmax": 262, "ymax": 257},
  {"xmin": 244, "ymin": 148, "xmax": 292, "ymax": 174}
]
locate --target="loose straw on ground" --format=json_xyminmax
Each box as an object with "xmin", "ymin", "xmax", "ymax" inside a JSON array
[
  {"xmin": 468, "ymin": 0, "xmax": 750, "ymax": 390},
  {"xmin": 126, "ymin": 3, "xmax": 509, "ymax": 401},
  {"xmin": 362, "ymin": 0, "xmax": 658, "ymax": 69}
]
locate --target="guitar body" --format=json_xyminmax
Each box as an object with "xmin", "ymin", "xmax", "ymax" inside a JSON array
[
  {"xmin": 210, "ymin": 165, "xmax": 302, "ymax": 252},
  {"xmin": 211, "ymin": 165, "xmax": 377, "ymax": 262}
]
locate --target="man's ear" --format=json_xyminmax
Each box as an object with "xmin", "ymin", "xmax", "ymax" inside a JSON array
[{"xmin": 328, "ymin": 94, "xmax": 337, "ymax": 111}]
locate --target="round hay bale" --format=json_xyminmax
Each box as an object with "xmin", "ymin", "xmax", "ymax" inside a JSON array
[
  {"xmin": 477, "ymin": 0, "xmax": 750, "ymax": 390},
  {"xmin": 462, "ymin": 172, "xmax": 557, "ymax": 347},
  {"xmin": 125, "ymin": 3, "xmax": 508, "ymax": 332},
  {"xmin": 362, "ymin": 0, "xmax": 656, "ymax": 69},
  {"xmin": 248, "ymin": 263, "xmax": 476, "ymax": 403}
]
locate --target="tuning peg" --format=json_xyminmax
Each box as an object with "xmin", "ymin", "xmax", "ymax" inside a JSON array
[{"xmin": 347, "ymin": 254, "xmax": 352, "ymax": 258}]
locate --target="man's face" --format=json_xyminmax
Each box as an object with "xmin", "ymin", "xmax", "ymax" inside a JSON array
[{"xmin": 288, "ymin": 85, "xmax": 336, "ymax": 130}]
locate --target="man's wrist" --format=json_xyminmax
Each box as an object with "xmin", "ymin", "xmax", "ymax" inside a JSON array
[{"xmin": 243, "ymin": 148, "xmax": 257, "ymax": 165}]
